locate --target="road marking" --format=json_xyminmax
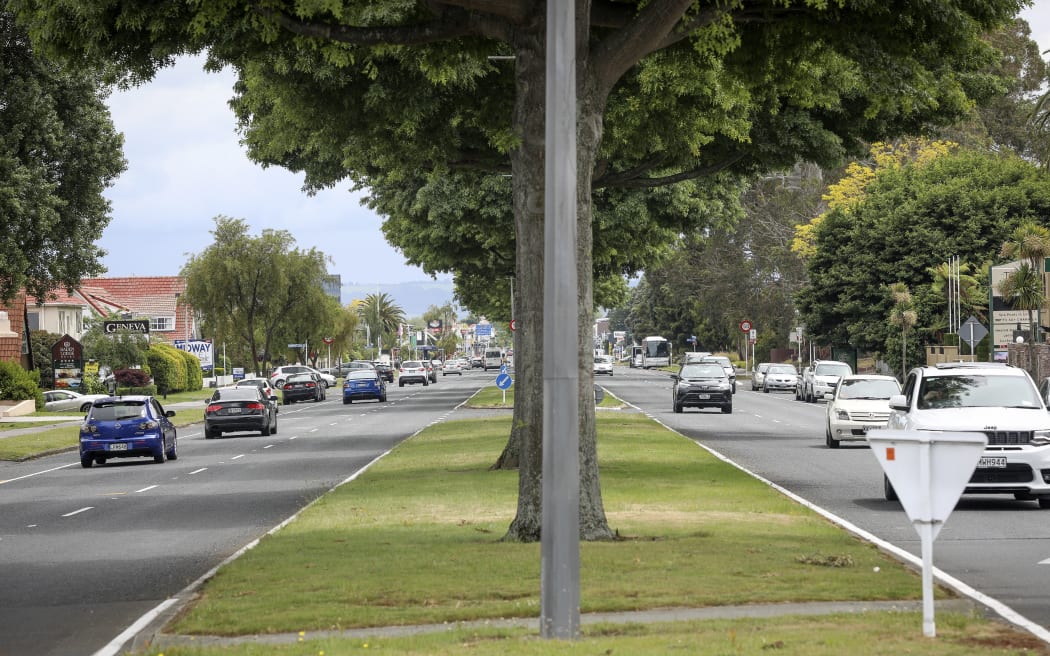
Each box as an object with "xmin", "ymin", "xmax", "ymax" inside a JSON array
[
  {"xmin": 288, "ymin": 436, "xmax": 298, "ymax": 440},
  {"xmin": 62, "ymin": 507, "xmax": 93, "ymax": 517},
  {"xmin": 0, "ymin": 463, "xmax": 76, "ymax": 485},
  {"xmin": 309, "ymin": 428, "xmax": 318, "ymax": 433},
  {"xmin": 188, "ymin": 468, "xmax": 208, "ymax": 475},
  {"xmin": 1040, "ymin": 558, "xmax": 1050, "ymax": 565},
  {"xmin": 231, "ymin": 454, "xmax": 245, "ymax": 460},
  {"xmin": 135, "ymin": 485, "xmax": 158, "ymax": 493},
  {"xmin": 264, "ymin": 444, "xmax": 275, "ymax": 449}
]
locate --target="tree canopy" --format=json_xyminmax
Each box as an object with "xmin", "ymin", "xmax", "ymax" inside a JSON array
[{"xmin": 0, "ymin": 10, "xmax": 125, "ymax": 303}]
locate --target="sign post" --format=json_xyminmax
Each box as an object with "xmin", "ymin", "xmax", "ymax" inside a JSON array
[
  {"xmin": 866, "ymin": 429, "xmax": 987, "ymax": 637},
  {"xmin": 495, "ymin": 366, "xmax": 513, "ymax": 404}
]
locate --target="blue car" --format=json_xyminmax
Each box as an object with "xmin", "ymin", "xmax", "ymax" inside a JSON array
[
  {"xmin": 79, "ymin": 396, "xmax": 178, "ymax": 468},
  {"xmin": 343, "ymin": 369, "xmax": 387, "ymax": 404}
]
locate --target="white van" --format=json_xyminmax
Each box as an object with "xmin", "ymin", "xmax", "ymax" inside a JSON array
[{"xmin": 484, "ymin": 349, "xmax": 504, "ymax": 371}]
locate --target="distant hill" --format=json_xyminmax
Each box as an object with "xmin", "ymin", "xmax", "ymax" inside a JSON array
[{"xmin": 341, "ymin": 279, "xmax": 455, "ymax": 318}]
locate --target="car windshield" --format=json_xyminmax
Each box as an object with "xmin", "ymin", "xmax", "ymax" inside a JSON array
[
  {"xmin": 767, "ymin": 365, "xmax": 796, "ymax": 375},
  {"xmin": 90, "ymin": 401, "xmax": 147, "ymax": 421},
  {"xmin": 680, "ymin": 364, "xmax": 724, "ymax": 379},
  {"xmin": 403, "ymin": 361, "xmax": 423, "ymax": 368},
  {"xmin": 594, "ymin": 357, "xmax": 610, "ymax": 364},
  {"xmin": 917, "ymin": 374, "xmax": 1042, "ymax": 409},
  {"xmin": 348, "ymin": 370, "xmax": 377, "ymax": 381},
  {"xmin": 236, "ymin": 380, "xmax": 266, "ymax": 389},
  {"xmin": 837, "ymin": 379, "xmax": 900, "ymax": 400},
  {"xmin": 213, "ymin": 388, "xmax": 260, "ymax": 401},
  {"xmin": 286, "ymin": 374, "xmax": 313, "ymax": 382},
  {"xmin": 815, "ymin": 363, "xmax": 851, "ymax": 377}
]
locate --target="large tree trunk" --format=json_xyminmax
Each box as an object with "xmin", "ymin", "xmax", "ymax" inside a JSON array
[{"xmin": 496, "ymin": 12, "xmax": 611, "ymax": 542}]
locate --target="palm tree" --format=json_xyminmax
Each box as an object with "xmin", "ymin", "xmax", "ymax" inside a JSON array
[
  {"xmin": 999, "ymin": 221, "xmax": 1050, "ymax": 354},
  {"xmin": 927, "ymin": 259, "xmax": 988, "ymax": 331},
  {"xmin": 998, "ymin": 261, "xmax": 1045, "ymax": 379},
  {"xmin": 357, "ymin": 293, "xmax": 406, "ymax": 358},
  {"xmin": 888, "ymin": 282, "xmax": 917, "ymax": 380}
]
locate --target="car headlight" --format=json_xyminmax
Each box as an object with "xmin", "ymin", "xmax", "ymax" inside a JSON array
[
  {"xmin": 717, "ymin": 381, "xmax": 730, "ymax": 390},
  {"xmin": 835, "ymin": 409, "xmax": 850, "ymax": 421},
  {"xmin": 1031, "ymin": 429, "xmax": 1050, "ymax": 446}
]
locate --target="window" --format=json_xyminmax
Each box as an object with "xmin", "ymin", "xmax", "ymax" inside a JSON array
[{"xmin": 151, "ymin": 317, "xmax": 174, "ymax": 331}]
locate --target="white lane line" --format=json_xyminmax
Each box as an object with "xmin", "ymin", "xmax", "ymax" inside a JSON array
[
  {"xmin": 135, "ymin": 485, "xmax": 158, "ymax": 493},
  {"xmin": 288, "ymin": 436, "xmax": 298, "ymax": 440},
  {"xmin": 188, "ymin": 468, "xmax": 208, "ymax": 475},
  {"xmin": 0, "ymin": 463, "xmax": 76, "ymax": 485},
  {"xmin": 309, "ymin": 428, "xmax": 318, "ymax": 433},
  {"xmin": 263, "ymin": 444, "xmax": 275, "ymax": 449},
  {"xmin": 1039, "ymin": 558, "xmax": 1050, "ymax": 565},
  {"xmin": 62, "ymin": 507, "xmax": 93, "ymax": 517},
  {"xmin": 231, "ymin": 454, "xmax": 245, "ymax": 460}
]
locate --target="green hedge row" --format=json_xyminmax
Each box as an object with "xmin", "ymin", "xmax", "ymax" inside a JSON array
[{"xmin": 146, "ymin": 343, "xmax": 204, "ymax": 394}]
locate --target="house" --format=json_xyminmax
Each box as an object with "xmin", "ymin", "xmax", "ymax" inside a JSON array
[
  {"xmin": 78, "ymin": 277, "xmax": 198, "ymax": 342},
  {"xmin": 26, "ymin": 289, "xmax": 87, "ymax": 341},
  {"xmin": 0, "ymin": 294, "xmax": 29, "ymax": 367}
]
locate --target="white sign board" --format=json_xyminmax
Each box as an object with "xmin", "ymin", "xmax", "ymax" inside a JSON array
[{"xmin": 174, "ymin": 339, "xmax": 214, "ymax": 368}]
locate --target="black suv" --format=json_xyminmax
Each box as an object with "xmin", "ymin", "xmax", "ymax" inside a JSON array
[{"xmin": 671, "ymin": 362, "xmax": 733, "ymax": 414}]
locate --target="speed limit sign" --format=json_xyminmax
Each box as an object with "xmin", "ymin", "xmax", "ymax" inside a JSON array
[{"xmin": 739, "ymin": 320, "xmax": 752, "ymax": 333}]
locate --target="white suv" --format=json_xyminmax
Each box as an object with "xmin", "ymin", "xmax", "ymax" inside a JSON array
[
  {"xmin": 800, "ymin": 359, "xmax": 852, "ymax": 403},
  {"xmin": 270, "ymin": 365, "xmax": 336, "ymax": 389},
  {"xmin": 883, "ymin": 362, "xmax": 1050, "ymax": 508}
]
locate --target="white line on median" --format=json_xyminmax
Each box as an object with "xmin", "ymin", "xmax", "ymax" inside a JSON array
[
  {"xmin": 62, "ymin": 507, "xmax": 93, "ymax": 517},
  {"xmin": 188, "ymin": 468, "xmax": 207, "ymax": 475}
]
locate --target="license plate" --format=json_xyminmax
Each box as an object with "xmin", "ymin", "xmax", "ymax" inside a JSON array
[
  {"xmin": 228, "ymin": 407, "xmax": 241, "ymax": 414},
  {"xmin": 108, "ymin": 443, "xmax": 128, "ymax": 451},
  {"xmin": 978, "ymin": 456, "xmax": 1007, "ymax": 469},
  {"xmin": 697, "ymin": 394, "xmax": 710, "ymax": 400}
]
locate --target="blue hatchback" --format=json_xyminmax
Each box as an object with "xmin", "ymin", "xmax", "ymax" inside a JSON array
[
  {"xmin": 343, "ymin": 369, "xmax": 387, "ymax": 404},
  {"xmin": 79, "ymin": 396, "xmax": 178, "ymax": 468}
]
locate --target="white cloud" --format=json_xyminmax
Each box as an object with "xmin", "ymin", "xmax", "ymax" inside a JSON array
[{"xmin": 101, "ymin": 55, "xmax": 440, "ymax": 287}]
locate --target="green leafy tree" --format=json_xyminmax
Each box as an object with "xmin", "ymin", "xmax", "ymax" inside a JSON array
[
  {"xmin": 29, "ymin": 330, "xmax": 61, "ymax": 385},
  {"xmin": 0, "ymin": 11, "xmax": 125, "ymax": 303},
  {"xmin": 181, "ymin": 216, "xmax": 332, "ymax": 375},
  {"xmin": 797, "ymin": 149, "xmax": 1050, "ymax": 359},
  {"xmin": 80, "ymin": 315, "xmax": 149, "ymax": 372},
  {"xmin": 887, "ymin": 283, "xmax": 918, "ymax": 380},
  {"xmin": 11, "ymin": 0, "xmax": 1020, "ymax": 542}
]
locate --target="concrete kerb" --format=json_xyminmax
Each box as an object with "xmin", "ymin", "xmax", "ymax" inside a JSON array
[{"xmin": 104, "ymin": 393, "xmax": 1050, "ymax": 655}]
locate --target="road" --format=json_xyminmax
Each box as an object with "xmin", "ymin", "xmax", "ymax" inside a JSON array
[
  {"xmin": 0, "ymin": 371, "xmax": 489, "ymax": 656},
  {"xmin": 599, "ymin": 365, "xmax": 1050, "ymax": 632}
]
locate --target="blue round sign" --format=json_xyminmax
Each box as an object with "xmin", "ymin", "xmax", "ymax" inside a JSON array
[{"xmin": 495, "ymin": 373, "xmax": 513, "ymax": 390}]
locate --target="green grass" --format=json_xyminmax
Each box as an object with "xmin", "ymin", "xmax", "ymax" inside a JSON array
[
  {"xmin": 153, "ymin": 411, "xmax": 1012, "ymax": 653},
  {"xmin": 467, "ymin": 383, "xmax": 624, "ymax": 409}
]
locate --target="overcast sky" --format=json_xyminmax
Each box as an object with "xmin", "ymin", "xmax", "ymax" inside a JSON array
[{"xmin": 101, "ymin": 5, "xmax": 1050, "ymax": 288}]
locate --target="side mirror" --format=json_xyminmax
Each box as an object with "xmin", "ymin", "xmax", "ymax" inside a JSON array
[
  {"xmin": 670, "ymin": 374, "xmax": 680, "ymax": 381},
  {"xmin": 165, "ymin": 410, "xmax": 176, "ymax": 417},
  {"xmin": 823, "ymin": 392, "xmax": 833, "ymax": 400},
  {"xmin": 888, "ymin": 394, "xmax": 909, "ymax": 411}
]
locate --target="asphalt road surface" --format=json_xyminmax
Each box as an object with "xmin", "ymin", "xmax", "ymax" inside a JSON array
[
  {"xmin": 600, "ymin": 365, "xmax": 1050, "ymax": 633},
  {"xmin": 0, "ymin": 372, "xmax": 490, "ymax": 656}
]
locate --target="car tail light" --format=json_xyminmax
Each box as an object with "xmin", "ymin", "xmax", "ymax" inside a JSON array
[
  {"xmin": 306, "ymin": 382, "xmax": 316, "ymax": 388},
  {"xmin": 245, "ymin": 402, "xmax": 265, "ymax": 410},
  {"xmin": 283, "ymin": 383, "xmax": 293, "ymax": 390},
  {"xmin": 206, "ymin": 404, "xmax": 223, "ymax": 414},
  {"xmin": 138, "ymin": 420, "xmax": 159, "ymax": 430}
]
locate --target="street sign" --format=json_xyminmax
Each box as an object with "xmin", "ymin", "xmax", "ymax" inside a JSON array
[
  {"xmin": 500, "ymin": 363, "xmax": 508, "ymax": 374},
  {"xmin": 287, "ymin": 343, "xmax": 305, "ymax": 348},
  {"xmin": 495, "ymin": 372, "xmax": 513, "ymax": 390},
  {"xmin": 510, "ymin": 319, "xmax": 518, "ymax": 331},
  {"xmin": 323, "ymin": 337, "xmax": 333, "ymax": 345},
  {"xmin": 960, "ymin": 316, "xmax": 988, "ymax": 349},
  {"xmin": 739, "ymin": 320, "xmax": 752, "ymax": 333}
]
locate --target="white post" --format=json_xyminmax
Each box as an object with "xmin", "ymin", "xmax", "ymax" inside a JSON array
[{"xmin": 918, "ymin": 438, "xmax": 936, "ymax": 638}]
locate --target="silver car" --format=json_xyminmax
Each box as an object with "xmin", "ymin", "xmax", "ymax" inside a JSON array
[{"xmin": 762, "ymin": 364, "xmax": 798, "ymax": 393}]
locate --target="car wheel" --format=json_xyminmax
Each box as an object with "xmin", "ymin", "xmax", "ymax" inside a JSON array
[
  {"xmin": 95, "ymin": 457, "xmax": 107, "ymax": 465},
  {"xmin": 825, "ymin": 423, "xmax": 839, "ymax": 449},
  {"xmin": 204, "ymin": 426, "xmax": 215, "ymax": 439},
  {"xmin": 673, "ymin": 401, "xmax": 683, "ymax": 413},
  {"xmin": 80, "ymin": 454, "xmax": 93, "ymax": 468},
  {"xmin": 380, "ymin": 392, "xmax": 387, "ymax": 402},
  {"xmin": 154, "ymin": 449, "xmax": 166, "ymax": 464},
  {"xmin": 166, "ymin": 436, "xmax": 178, "ymax": 460},
  {"xmin": 1039, "ymin": 497, "xmax": 1050, "ymax": 509},
  {"xmin": 343, "ymin": 397, "xmax": 350, "ymax": 404},
  {"xmin": 271, "ymin": 417, "xmax": 277, "ymax": 435},
  {"xmin": 399, "ymin": 381, "xmax": 405, "ymax": 387},
  {"xmin": 884, "ymin": 475, "xmax": 898, "ymax": 502},
  {"xmin": 763, "ymin": 386, "xmax": 770, "ymax": 393},
  {"xmin": 261, "ymin": 418, "xmax": 271, "ymax": 436},
  {"xmin": 79, "ymin": 402, "xmax": 92, "ymax": 412},
  {"xmin": 722, "ymin": 404, "xmax": 732, "ymax": 414}
]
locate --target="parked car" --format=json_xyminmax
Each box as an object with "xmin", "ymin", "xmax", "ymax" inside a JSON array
[
  {"xmin": 824, "ymin": 374, "xmax": 901, "ymax": 448},
  {"xmin": 204, "ymin": 386, "xmax": 278, "ymax": 439},
  {"xmin": 671, "ymin": 362, "xmax": 733, "ymax": 414},
  {"xmin": 343, "ymin": 369, "xmax": 387, "ymax": 404},
  {"xmin": 280, "ymin": 372, "xmax": 325, "ymax": 404},
  {"xmin": 43, "ymin": 390, "xmax": 109, "ymax": 413},
  {"xmin": 470, "ymin": 356, "xmax": 484, "ymax": 369},
  {"xmin": 883, "ymin": 362, "xmax": 1050, "ymax": 507},
  {"xmin": 270, "ymin": 365, "xmax": 335, "ymax": 389},
  {"xmin": 373, "ymin": 361, "xmax": 395, "ymax": 382},
  {"xmin": 698, "ymin": 355, "xmax": 736, "ymax": 393},
  {"xmin": 442, "ymin": 359, "xmax": 463, "ymax": 375},
  {"xmin": 78, "ymin": 395, "xmax": 178, "ymax": 468},
  {"xmin": 398, "ymin": 360, "xmax": 429, "ymax": 387},
  {"xmin": 762, "ymin": 364, "xmax": 799, "ymax": 393},
  {"xmin": 593, "ymin": 355, "xmax": 614, "ymax": 376},
  {"xmin": 751, "ymin": 363, "xmax": 771, "ymax": 391},
  {"xmin": 426, "ymin": 360, "xmax": 439, "ymax": 383},
  {"xmin": 798, "ymin": 360, "xmax": 853, "ymax": 402}
]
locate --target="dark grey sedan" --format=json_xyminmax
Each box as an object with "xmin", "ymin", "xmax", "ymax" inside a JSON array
[{"xmin": 204, "ymin": 387, "xmax": 277, "ymax": 438}]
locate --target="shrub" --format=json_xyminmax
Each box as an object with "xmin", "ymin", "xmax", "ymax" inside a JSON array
[
  {"xmin": 147, "ymin": 343, "xmax": 186, "ymax": 394},
  {"xmin": 175, "ymin": 347, "xmax": 203, "ymax": 391},
  {"xmin": 0, "ymin": 361, "xmax": 45, "ymax": 410},
  {"xmin": 114, "ymin": 368, "xmax": 151, "ymax": 387}
]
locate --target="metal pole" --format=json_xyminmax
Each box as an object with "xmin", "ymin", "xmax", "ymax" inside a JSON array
[{"xmin": 541, "ymin": 0, "xmax": 580, "ymax": 640}]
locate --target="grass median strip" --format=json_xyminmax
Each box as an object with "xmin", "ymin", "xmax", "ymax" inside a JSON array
[{"xmin": 150, "ymin": 410, "xmax": 1031, "ymax": 655}]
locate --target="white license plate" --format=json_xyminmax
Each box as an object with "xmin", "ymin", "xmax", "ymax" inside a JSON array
[
  {"xmin": 697, "ymin": 394, "xmax": 710, "ymax": 400},
  {"xmin": 228, "ymin": 407, "xmax": 241, "ymax": 414},
  {"xmin": 978, "ymin": 456, "xmax": 1007, "ymax": 469},
  {"xmin": 108, "ymin": 443, "xmax": 128, "ymax": 451}
]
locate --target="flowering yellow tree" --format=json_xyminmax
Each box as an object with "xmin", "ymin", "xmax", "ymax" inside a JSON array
[{"xmin": 792, "ymin": 139, "xmax": 957, "ymax": 259}]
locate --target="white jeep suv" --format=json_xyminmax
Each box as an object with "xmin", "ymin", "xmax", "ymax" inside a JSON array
[
  {"xmin": 883, "ymin": 362, "xmax": 1050, "ymax": 508},
  {"xmin": 800, "ymin": 359, "xmax": 852, "ymax": 402}
]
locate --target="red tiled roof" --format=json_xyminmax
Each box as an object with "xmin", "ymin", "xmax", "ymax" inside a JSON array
[{"xmin": 81, "ymin": 277, "xmax": 187, "ymax": 316}]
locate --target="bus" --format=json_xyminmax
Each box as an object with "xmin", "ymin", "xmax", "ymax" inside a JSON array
[{"xmin": 638, "ymin": 336, "xmax": 672, "ymax": 369}]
